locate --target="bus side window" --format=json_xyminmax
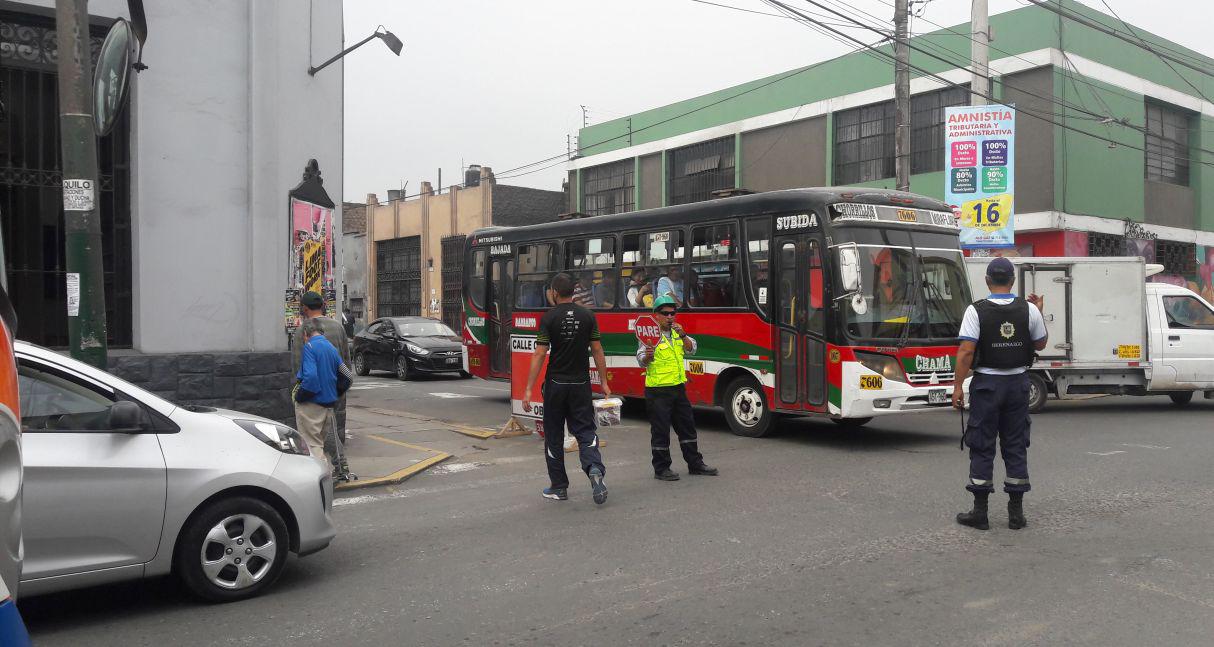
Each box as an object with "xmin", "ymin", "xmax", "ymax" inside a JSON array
[
  {"xmin": 691, "ymin": 223, "xmax": 740, "ymax": 308},
  {"xmin": 745, "ymin": 217, "xmax": 771, "ymax": 317},
  {"xmin": 567, "ymin": 237, "xmax": 618, "ymax": 309},
  {"xmin": 514, "ymin": 242, "xmax": 559, "ymax": 310}
]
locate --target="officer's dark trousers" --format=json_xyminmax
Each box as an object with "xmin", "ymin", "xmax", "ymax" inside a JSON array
[
  {"xmin": 542, "ymin": 380, "xmax": 605, "ymax": 489},
  {"xmin": 965, "ymin": 372, "xmax": 1031, "ymax": 494},
  {"xmin": 645, "ymin": 384, "xmax": 705, "ymax": 472}
]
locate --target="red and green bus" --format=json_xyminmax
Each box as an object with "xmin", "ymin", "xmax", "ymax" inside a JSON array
[{"xmin": 462, "ymin": 188, "xmax": 971, "ymax": 437}]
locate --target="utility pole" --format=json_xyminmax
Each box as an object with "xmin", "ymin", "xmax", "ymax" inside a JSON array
[
  {"xmin": 56, "ymin": 0, "xmax": 108, "ymax": 368},
  {"xmin": 970, "ymin": 0, "xmax": 990, "ymax": 106},
  {"xmin": 893, "ymin": 0, "xmax": 911, "ymax": 192}
]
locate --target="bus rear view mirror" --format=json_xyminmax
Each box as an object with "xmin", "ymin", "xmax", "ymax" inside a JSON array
[{"xmin": 838, "ymin": 244, "xmax": 861, "ymax": 293}]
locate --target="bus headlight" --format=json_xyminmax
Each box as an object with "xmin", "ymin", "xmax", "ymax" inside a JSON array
[{"xmin": 854, "ymin": 351, "xmax": 906, "ymax": 384}]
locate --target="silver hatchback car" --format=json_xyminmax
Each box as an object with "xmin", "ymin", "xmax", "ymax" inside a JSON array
[{"xmin": 14, "ymin": 342, "xmax": 335, "ymax": 602}]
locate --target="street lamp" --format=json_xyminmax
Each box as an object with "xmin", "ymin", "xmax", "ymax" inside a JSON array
[{"xmin": 308, "ymin": 26, "xmax": 402, "ymax": 76}]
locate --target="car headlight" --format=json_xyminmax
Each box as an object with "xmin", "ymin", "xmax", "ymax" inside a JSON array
[
  {"xmin": 405, "ymin": 343, "xmax": 430, "ymax": 356},
  {"xmin": 854, "ymin": 351, "xmax": 906, "ymax": 383},
  {"xmin": 235, "ymin": 419, "xmax": 311, "ymax": 456}
]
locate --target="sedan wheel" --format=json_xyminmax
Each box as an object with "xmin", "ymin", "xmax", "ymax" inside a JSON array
[
  {"xmin": 176, "ymin": 496, "xmax": 289, "ymax": 602},
  {"xmin": 396, "ymin": 356, "xmax": 411, "ymax": 381},
  {"xmin": 353, "ymin": 352, "xmax": 370, "ymax": 376}
]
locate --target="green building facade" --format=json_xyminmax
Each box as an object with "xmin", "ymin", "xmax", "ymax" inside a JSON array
[{"xmin": 567, "ymin": 0, "xmax": 1214, "ymax": 300}]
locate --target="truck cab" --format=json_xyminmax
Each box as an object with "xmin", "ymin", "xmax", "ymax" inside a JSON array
[{"xmin": 1146, "ymin": 282, "xmax": 1214, "ymax": 392}]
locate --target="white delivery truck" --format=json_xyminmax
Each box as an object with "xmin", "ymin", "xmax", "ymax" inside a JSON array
[{"xmin": 964, "ymin": 256, "xmax": 1214, "ymax": 412}]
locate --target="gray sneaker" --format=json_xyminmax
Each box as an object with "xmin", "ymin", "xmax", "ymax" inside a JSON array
[{"xmin": 588, "ymin": 468, "xmax": 608, "ymax": 505}]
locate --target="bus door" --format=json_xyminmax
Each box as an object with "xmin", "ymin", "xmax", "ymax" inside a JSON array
[
  {"xmin": 773, "ymin": 234, "xmax": 828, "ymax": 412},
  {"xmin": 487, "ymin": 252, "xmax": 514, "ymax": 377}
]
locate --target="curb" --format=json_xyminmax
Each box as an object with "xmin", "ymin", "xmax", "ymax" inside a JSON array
[
  {"xmin": 335, "ymin": 432, "xmax": 453, "ymax": 492},
  {"xmin": 335, "ymin": 451, "xmax": 452, "ymax": 491}
]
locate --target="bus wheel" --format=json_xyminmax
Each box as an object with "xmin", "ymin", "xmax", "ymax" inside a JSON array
[
  {"xmin": 1169, "ymin": 391, "xmax": 1193, "ymax": 406},
  {"xmin": 831, "ymin": 417, "xmax": 871, "ymax": 428},
  {"xmin": 724, "ymin": 377, "xmax": 774, "ymax": 438},
  {"xmin": 1027, "ymin": 373, "xmax": 1049, "ymax": 413}
]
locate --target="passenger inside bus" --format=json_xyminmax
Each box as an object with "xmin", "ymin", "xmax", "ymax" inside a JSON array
[
  {"xmin": 656, "ymin": 266, "xmax": 685, "ymax": 306},
  {"xmin": 594, "ymin": 273, "xmax": 618, "ymax": 308},
  {"xmin": 627, "ymin": 270, "xmax": 653, "ymax": 308}
]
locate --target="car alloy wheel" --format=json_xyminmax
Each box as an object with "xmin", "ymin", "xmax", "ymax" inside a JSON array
[
  {"xmin": 176, "ymin": 496, "xmax": 290, "ymax": 602},
  {"xmin": 354, "ymin": 352, "xmax": 369, "ymax": 376},
  {"xmin": 201, "ymin": 513, "xmax": 278, "ymax": 590},
  {"xmin": 396, "ymin": 356, "xmax": 411, "ymax": 381}
]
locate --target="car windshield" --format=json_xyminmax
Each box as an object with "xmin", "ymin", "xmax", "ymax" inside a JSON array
[
  {"xmin": 396, "ymin": 321, "xmax": 456, "ymax": 337},
  {"xmin": 833, "ymin": 226, "xmax": 970, "ymax": 341}
]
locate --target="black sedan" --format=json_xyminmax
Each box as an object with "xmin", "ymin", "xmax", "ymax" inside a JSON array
[{"xmin": 352, "ymin": 317, "xmax": 467, "ymax": 380}]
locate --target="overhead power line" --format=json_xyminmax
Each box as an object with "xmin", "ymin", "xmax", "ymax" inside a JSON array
[
  {"xmin": 780, "ymin": 0, "xmax": 1214, "ymax": 162},
  {"xmin": 763, "ymin": 0, "xmax": 1214, "ymax": 168},
  {"xmin": 1098, "ymin": 0, "xmax": 1213, "ymax": 106},
  {"xmin": 1022, "ymin": 0, "xmax": 1214, "ymax": 81}
]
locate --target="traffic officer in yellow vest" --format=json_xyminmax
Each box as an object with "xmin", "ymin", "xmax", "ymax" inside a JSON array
[{"xmin": 637, "ymin": 296, "xmax": 718, "ymax": 480}]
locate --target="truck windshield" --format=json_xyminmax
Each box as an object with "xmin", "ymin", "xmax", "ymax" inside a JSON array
[{"xmin": 833, "ymin": 226, "xmax": 969, "ymax": 342}]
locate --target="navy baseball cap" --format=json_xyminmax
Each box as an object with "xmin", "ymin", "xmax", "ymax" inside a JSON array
[{"xmin": 986, "ymin": 257, "xmax": 1015, "ymax": 280}]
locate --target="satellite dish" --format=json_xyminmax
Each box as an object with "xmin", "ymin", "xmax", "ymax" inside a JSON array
[{"xmin": 93, "ymin": 18, "xmax": 138, "ymax": 137}]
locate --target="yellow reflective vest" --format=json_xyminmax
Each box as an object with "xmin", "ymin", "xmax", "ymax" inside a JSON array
[{"xmin": 644, "ymin": 331, "xmax": 688, "ymax": 388}]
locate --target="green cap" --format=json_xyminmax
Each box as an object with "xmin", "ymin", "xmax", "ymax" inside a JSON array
[{"xmin": 652, "ymin": 295, "xmax": 677, "ymax": 312}]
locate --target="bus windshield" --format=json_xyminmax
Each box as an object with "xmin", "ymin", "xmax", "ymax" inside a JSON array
[{"xmin": 833, "ymin": 226, "xmax": 969, "ymax": 341}]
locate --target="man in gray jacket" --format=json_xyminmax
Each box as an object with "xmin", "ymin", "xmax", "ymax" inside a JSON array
[{"xmin": 291, "ymin": 291, "xmax": 349, "ymax": 466}]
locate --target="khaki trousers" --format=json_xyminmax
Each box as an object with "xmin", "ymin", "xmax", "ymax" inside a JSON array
[{"xmin": 294, "ymin": 401, "xmax": 335, "ymax": 466}]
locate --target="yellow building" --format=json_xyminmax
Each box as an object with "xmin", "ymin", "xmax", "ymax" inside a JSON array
[{"xmin": 365, "ymin": 166, "xmax": 565, "ymax": 328}]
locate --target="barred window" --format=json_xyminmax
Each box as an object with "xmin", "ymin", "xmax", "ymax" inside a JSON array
[
  {"xmin": 668, "ymin": 136, "xmax": 736, "ymax": 206},
  {"xmin": 1088, "ymin": 232, "xmax": 1125, "ymax": 257},
  {"xmin": 911, "ymin": 86, "xmax": 969, "ymax": 174},
  {"xmin": 1145, "ymin": 101, "xmax": 1190, "ymax": 186},
  {"xmin": 1156, "ymin": 240, "xmax": 1196, "ymax": 276},
  {"xmin": 583, "ymin": 159, "xmax": 634, "ymax": 216},
  {"xmin": 834, "ymin": 101, "xmax": 895, "ymax": 184}
]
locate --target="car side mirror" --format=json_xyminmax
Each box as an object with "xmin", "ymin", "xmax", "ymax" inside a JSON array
[{"xmin": 109, "ymin": 400, "xmax": 145, "ymax": 432}]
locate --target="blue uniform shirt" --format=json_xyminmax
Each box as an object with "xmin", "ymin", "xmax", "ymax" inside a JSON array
[{"xmin": 297, "ymin": 334, "xmax": 343, "ymax": 405}]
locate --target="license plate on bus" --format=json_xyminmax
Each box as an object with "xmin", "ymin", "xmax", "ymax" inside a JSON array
[
  {"xmin": 928, "ymin": 389, "xmax": 949, "ymax": 404},
  {"xmin": 860, "ymin": 375, "xmax": 883, "ymax": 390}
]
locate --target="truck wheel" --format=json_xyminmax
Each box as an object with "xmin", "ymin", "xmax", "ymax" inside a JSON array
[
  {"xmin": 1169, "ymin": 392, "xmax": 1193, "ymax": 406},
  {"xmin": 723, "ymin": 376, "xmax": 775, "ymax": 438},
  {"xmin": 1027, "ymin": 373, "xmax": 1049, "ymax": 413}
]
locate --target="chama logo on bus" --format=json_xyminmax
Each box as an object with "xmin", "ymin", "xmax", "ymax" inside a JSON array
[
  {"xmin": 775, "ymin": 213, "xmax": 818, "ymax": 231},
  {"xmin": 914, "ymin": 355, "xmax": 952, "ymax": 372}
]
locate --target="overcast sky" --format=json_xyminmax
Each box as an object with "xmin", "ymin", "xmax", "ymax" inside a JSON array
[{"xmin": 343, "ymin": 0, "xmax": 1211, "ymax": 204}]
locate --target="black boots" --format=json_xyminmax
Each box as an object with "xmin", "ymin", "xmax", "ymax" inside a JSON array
[
  {"xmin": 1008, "ymin": 492, "xmax": 1027, "ymax": 530},
  {"xmin": 956, "ymin": 492, "xmax": 990, "ymax": 530}
]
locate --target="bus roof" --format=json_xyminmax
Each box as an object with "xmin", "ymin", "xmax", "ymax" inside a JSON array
[{"xmin": 469, "ymin": 187, "xmax": 953, "ymax": 244}]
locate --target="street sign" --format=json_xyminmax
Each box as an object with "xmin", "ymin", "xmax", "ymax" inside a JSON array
[
  {"xmin": 93, "ymin": 18, "xmax": 137, "ymax": 137},
  {"xmin": 635, "ymin": 315, "xmax": 662, "ymax": 348}
]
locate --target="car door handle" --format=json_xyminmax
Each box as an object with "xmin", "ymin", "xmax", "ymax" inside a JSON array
[{"xmin": 1169, "ymin": 335, "xmax": 1181, "ymax": 341}]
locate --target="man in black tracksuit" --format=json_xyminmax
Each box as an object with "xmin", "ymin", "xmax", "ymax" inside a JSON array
[
  {"xmin": 952, "ymin": 257, "xmax": 1048, "ymax": 530},
  {"xmin": 522, "ymin": 273, "xmax": 613, "ymax": 505}
]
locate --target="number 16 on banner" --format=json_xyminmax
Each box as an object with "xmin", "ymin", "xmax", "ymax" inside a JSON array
[{"xmin": 961, "ymin": 194, "xmax": 1013, "ymax": 231}]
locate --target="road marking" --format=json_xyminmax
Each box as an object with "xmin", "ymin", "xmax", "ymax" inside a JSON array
[
  {"xmin": 349, "ymin": 381, "xmax": 403, "ymax": 391},
  {"xmin": 430, "ymin": 392, "xmax": 473, "ymax": 399},
  {"xmin": 1119, "ymin": 443, "xmax": 1170, "ymax": 450},
  {"xmin": 430, "ymin": 462, "xmax": 485, "ymax": 475},
  {"xmin": 365, "ymin": 433, "xmax": 440, "ymax": 453},
  {"xmin": 1087, "ymin": 451, "xmax": 1127, "ymax": 456}
]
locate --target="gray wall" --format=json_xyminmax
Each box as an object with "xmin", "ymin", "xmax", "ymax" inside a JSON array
[
  {"xmin": 1002, "ymin": 66, "xmax": 1054, "ymax": 214},
  {"xmin": 34, "ymin": 0, "xmax": 345, "ymax": 354},
  {"xmin": 1144, "ymin": 180, "xmax": 1195, "ymax": 228},
  {"xmin": 343, "ymin": 232, "xmax": 367, "ymax": 315},
  {"xmin": 639, "ymin": 153, "xmax": 663, "ymax": 209},
  {"xmin": 740, "ymin": 117, "xmax": 828, "ymax": 192},
  {"xmin": 492, "ymin": 185, "xmax": 566, "ymax": 227}
]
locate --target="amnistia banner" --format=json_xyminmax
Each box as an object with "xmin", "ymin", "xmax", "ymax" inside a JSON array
[{"xmin": 945, "ymin": 104, "xmax": 1015, "ymax": 249}]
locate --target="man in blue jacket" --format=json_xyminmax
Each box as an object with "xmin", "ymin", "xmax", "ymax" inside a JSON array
[{"xmin": 295, "ymin": 322, "xmax": 348, "ymax": 477}]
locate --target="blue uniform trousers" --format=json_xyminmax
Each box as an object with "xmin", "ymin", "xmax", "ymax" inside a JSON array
[{"xmin": 965, "ymin": 372, "xmax": 1031, "ymax": 494}]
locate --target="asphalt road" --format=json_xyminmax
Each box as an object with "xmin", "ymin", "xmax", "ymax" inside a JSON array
[{"xmin": 21, "ymin": 372, "xmax": 1214, "ymax": 646}]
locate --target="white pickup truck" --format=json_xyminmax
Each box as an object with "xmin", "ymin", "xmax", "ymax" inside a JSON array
[{"xmin": 964, "ymin": 256, "xmax": 1214, "ymax": 412}]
